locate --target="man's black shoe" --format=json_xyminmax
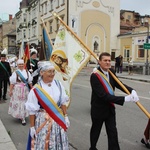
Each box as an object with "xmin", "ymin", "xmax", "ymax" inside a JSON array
[
  {"xmin": 3, "ymin": 97, "xmax": 7, "ymax": 100},
  {"xmin": 141, "ymin": 138, "xmax": 150, "ymax": 149}
]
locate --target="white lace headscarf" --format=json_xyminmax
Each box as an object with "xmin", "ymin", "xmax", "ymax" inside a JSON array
[
  {"xmin": 32, "ymin": 61, "xmax": 55, "ymax": 78},
  {"xmin": 17, "ymin": 59, "xmax": 24, "ymax": 64}
]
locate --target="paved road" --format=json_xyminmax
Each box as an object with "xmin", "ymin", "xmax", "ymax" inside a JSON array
[{"xmin": 0, "ymin": 67, "xmax": 150, "ymax": 150}]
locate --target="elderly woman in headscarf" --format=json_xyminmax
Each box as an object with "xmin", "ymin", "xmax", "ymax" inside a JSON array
[
  {"xmin": 25, "ymin": 61, "xmax": 70, "ymax": 150},
  {"xmin": 8, "ymin": 59, "xmax": 33, "ymax": 125}
]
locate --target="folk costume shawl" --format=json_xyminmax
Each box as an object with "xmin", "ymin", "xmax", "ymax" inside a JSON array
[
  {"xmin": 94, "ymin": 69, "xmax": 115, "ymax": 107},
  {"xmin": 33, "ymin": 84, "xmax": 67, "ymax": 131},
  {"xmin": 15, "ymin": 70, "xmax": 30, "ymax": 91}
]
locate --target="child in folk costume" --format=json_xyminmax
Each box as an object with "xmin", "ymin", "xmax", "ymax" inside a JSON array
[
  {"xmin": 8, "ymin": 59, "xmax": 33, "ymax": 125},
  {"xmin": 25, "ymin": 61, "xmax": 70, "ymax": 150}
]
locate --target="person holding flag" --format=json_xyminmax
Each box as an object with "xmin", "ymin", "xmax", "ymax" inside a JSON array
[
  {"xmin": 26, "ymin": 48, "xmax": 38, "ymax": 85},
  {"xmin": 89, "ymin": 52, "xmax": 139, "ymax": 150},
  {"xmin": 25, "ymin": 61, "xmax": 70, "ymax": 150}
]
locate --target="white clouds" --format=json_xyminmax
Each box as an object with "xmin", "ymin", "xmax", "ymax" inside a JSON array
[
  {"xmin": 120, "ymin": 0, "xmax": 150, "ymax": 15},
  {"xmin": 0, "ymin": 0, "xmax": 21, "ymax": 20}
]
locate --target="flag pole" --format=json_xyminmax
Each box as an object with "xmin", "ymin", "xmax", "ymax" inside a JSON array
[
  {"xmin": 52, "ymin": 12, "xmax": 97, "ymax": 60},
  {"xmin": 25, "ymin": 40, "xmax": 31, "ymax": 70},
  {"xmin": 27, "ymin": 42, "xmax": 32, "ymax": 71},
  {"xmin": 108, "ymin": 71, "xmax": 150, "ymax": 118},
  {"xmin": 40, "ymin": 34, "xmax": 46, "ymax": 60},
  {"xmin": 52, "ymin": 12, "xmax": 150, "ymax": 118}
]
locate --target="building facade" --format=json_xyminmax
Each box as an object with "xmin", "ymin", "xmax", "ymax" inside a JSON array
[
  {"xmin": 118, "ymin": 13, "xmax": 150, "ymax": 65},
  {"xmin": 0, "ymin": 15, "xmax": 16, "ymax": 53},
  {"xmin": 1, "ymin": 0, "xmax": 149, "ymax": 68},
  {"xmin": 16, "ymin": 0, "xmax": 39, "ymax": 51},
  {"xmin": 15, "ymin": 0, "xmax": 120, "ymax": 62},
  {"xmin": 67, "ymin": 0, "xmax": 120, "ymax": 62}
]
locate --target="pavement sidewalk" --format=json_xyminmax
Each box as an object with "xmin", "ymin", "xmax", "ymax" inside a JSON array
[
  {"xmin": 0, "ymin": 118, "xmax": 17, "ymax": 150},
  {"xmin": 0, "ymin": 65, "xmax": 150, "ymax": 150},
  {"xmin": 116, "ymin": 72, "xmax": 150, "ymax": 83},
  {"xmin": 85, "ymin": 64, "xmax": 150, "ymax": 83}
]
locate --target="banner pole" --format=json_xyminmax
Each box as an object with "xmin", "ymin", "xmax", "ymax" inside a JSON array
[
  {"xmin": 52, "ymin": 12, "xmax": 98, "ymax": 61},
  {"xmin": 52, "ymin": 12, "xmax": 150, "ymax": 118}
]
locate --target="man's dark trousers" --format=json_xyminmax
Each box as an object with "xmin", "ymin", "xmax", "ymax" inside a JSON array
[
  {"xmin": 0, "ymin": 79, "xmax": 8, "ymax": 99},
  {"xmin": 90, "ymin": 113, "xmax": 120, "ymax": 150}
]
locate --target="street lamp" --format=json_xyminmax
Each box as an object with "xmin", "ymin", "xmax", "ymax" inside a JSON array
[
  {"xmin": 142, "ymin": 19, "xmax": 150, "ymax": 75},
  {"xmin": 146, "ymin": 23, "xmax": 149, "ymax": 75}
]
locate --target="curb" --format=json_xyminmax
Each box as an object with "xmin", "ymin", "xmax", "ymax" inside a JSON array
[
  {"xmin": 118, "ymin": 76, "xmax": 150, "ymax": 83},
  {"xmin": 0, "ymin": 119, "xmax": 17, "ymax": 150}
]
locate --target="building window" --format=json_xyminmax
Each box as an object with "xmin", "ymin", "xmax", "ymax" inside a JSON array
[
  {"xmin": 124, "ymin": 49, "xmax": 130, "ymax": 61},
  {"xmin": 41, "ymin": 5, "xmax": 44, "ymax": 15},
  {"xmin": 111, "ymin": 52, "xmax": 115, "ymax": 61},
  {"xmin": 49, "ymin": 21, "xmax": 53, "ymax": 33},
  {"xmin": 32, "ymin": 26, "xmax": 36, "ymax": 36},
  {"xmin": 23, "ymin": 13, "xmax": 27, "ymax": 22},
  {"xmin": 128, "ymin": 15, "xmax": 131, "ymax": 20},
  {"xmin": 23, "ymin": 30, "xmax": 26, "ymax": 38},
  {"xmin": 62, "ymin": 0, "xmax": 65, "ymax": 4},
  {"xmin": 56, "ymin": 0, "xmax": 59, "ymax": 7},
  {"xmin": 45, "ymin": 2, "xmax": 47, "ymax": 14},
  {"xmin": 29, "ymin": 29, "xmax": 30, "ymax": 38},
  {"xmin": 56, "ymin": 19, "xmax": 60, "ymax": 31},
  {"xmin": 32, "ymin": 9, "xmax": 36, "ymax": 19},
  {"xmin": 29, "ymin": 12, "xmax": 31, "ymax": 20},
  {"xmin": 138, "ymin": 45, "xmax": 144, "ymax": 58},
  {"xmin": 50, "ymin": 0, "xmax": 53, "ymax": 11}
]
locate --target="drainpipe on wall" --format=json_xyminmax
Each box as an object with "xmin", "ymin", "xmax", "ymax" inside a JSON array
[{"xmin": 67, "ymin": 0, "xmax": 69, "ymax": 25}]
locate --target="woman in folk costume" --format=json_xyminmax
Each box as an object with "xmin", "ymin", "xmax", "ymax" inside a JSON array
[
  {"xmin": 25, "ymin": 61, "xmax": 70, "ymax": 150},
  {"xmin": 8, "ymin": 59, "xmax": 33, "ymax": 125}
]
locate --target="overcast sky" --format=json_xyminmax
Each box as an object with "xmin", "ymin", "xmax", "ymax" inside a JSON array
[
  {"xmin": 120, "ymin": 0, "xmax": 150, "ymax": 15},
  {"xmin": 0, "ymin": 0, "xmax": 21, "ymax": 21},
  {"xmin": 0, "ymin": 0, "xmax": 150, "ymax": 20}
]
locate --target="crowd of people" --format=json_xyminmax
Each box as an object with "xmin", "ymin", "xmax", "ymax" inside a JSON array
[
  {"xmin": 0, "ymin": 50, "xmax": 149, "ymax": 149},
  {"xmin": 0, "ymin": 49, "xmax": 71, "ymax": 149}
]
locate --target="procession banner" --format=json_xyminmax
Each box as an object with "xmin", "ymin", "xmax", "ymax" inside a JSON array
[
  {"xmin": 52, "ymin": 12, "xmax": 150, "ymax": 117},
  {"xmin": 50, "ymin": 23, "xmax": 90, "ymax": 106}
]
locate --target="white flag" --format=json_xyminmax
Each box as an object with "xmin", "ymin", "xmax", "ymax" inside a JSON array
[
  {"xmin": 1, "ymin": 48, "xmax": 8, "ymax": 54},
  {"xmin": 19, "ymin": 40, "xmax": 24, "ymax": 59},
  {"xmin": 50, "ymin": 24, "xmax": 90, "ymax": 106}
]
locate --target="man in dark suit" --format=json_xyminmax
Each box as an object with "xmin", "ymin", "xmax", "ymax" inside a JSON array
[
  {"xmin": 115, "ymin": 55, "xmax": 121, "ymax": 73},
  {"xmin": 26, "ymin": 51, "xmax": 38, "ymax": 85},
  {"xmin": 89, "ymin": 52, "xmax": 139, "ymax": 150},
  {"xmin": 0, "ymin": 54, "xmax": 12, "ymax": 100}
]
